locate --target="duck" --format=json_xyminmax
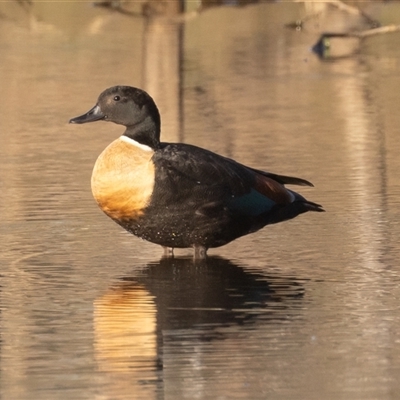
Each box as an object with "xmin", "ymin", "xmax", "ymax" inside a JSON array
[{"xmin": 69, "ymin": 86, "xmax": 324, "ymax": 258}]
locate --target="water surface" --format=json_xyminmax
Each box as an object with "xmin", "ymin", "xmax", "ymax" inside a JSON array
[{"xmin": 1, "ymin": 2, "xmax": 400, "ymax": 399}]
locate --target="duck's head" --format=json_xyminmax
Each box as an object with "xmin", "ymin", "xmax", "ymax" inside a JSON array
[{"xmin": 69, "ymin": 86, "xmax": 161, "ymax": 149}]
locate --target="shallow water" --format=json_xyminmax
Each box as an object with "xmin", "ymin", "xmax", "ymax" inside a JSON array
[{"xmin": 1, "ymin": 2, "xmax": 400, "ymax": 399}]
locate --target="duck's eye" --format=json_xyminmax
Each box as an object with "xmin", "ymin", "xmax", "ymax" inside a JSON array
[{"xmin": 113, "ymin": 95, "xmax": 121, "ymax": 101}]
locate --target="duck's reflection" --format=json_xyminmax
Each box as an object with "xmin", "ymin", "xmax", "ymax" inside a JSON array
[
  {"xmin": 94, "ymin": 257, "xmax": 305, "ymax": 393},
  {"xmin": 94, "ymin": 282, "xmax": 158, "ymax": 373}
]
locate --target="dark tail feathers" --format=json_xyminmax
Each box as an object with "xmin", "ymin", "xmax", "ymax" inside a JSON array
[{"xmin": 303, "ymin": 200, "xmax": 325, "ymax": 212}]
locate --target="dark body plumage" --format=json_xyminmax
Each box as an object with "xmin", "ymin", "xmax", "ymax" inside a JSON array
[
  {"xmin": 70, "ymin": 86, "xmax": 324, "ymax": 258},
  {"xmin": 138, "ymin": 143, "xmax": 318, "ymax": 248}
]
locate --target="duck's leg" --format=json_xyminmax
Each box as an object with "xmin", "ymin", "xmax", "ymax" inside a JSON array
[
  {"xmin": 193, "ymin": 245, "xmax": 207, "ymax": 259},
  {"xmin": 162, "ymin": 246, "xmax": 174, "ymax": 258}
]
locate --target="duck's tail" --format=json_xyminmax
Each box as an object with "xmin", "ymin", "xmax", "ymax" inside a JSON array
[{"xmin": 303, "ymin": 200, "xmax": 325, "ymax": 213}]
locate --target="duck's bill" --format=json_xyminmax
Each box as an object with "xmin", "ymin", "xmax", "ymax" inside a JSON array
[{"xmin": 69, "ymin": 105, "xmax": 105, "ymax": 124}]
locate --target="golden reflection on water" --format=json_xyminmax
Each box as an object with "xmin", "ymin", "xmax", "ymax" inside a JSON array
[{"xmin": 94, "ymin": 283, "xmax": 157, "ymax": 373}]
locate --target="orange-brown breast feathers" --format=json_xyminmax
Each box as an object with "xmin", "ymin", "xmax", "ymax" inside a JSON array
[{"xmin": 91, "ymin": 137, "xmax": 155, "ymax": 221}]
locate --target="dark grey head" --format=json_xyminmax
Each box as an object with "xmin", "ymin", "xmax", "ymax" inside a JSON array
[{"xmin": 69, "ymin": 86, "xmax": 161, "ymax": 148}]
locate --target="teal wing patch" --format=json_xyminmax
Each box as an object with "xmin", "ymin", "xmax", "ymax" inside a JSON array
[{"xmin": 227, "ymin": 189, "xmax": 277, "ymax": 216}]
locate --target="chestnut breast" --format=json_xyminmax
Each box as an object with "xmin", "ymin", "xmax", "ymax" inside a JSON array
[{"xmin": 91, "ymin": 136, "xmax": 155, "ymax": 221}]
